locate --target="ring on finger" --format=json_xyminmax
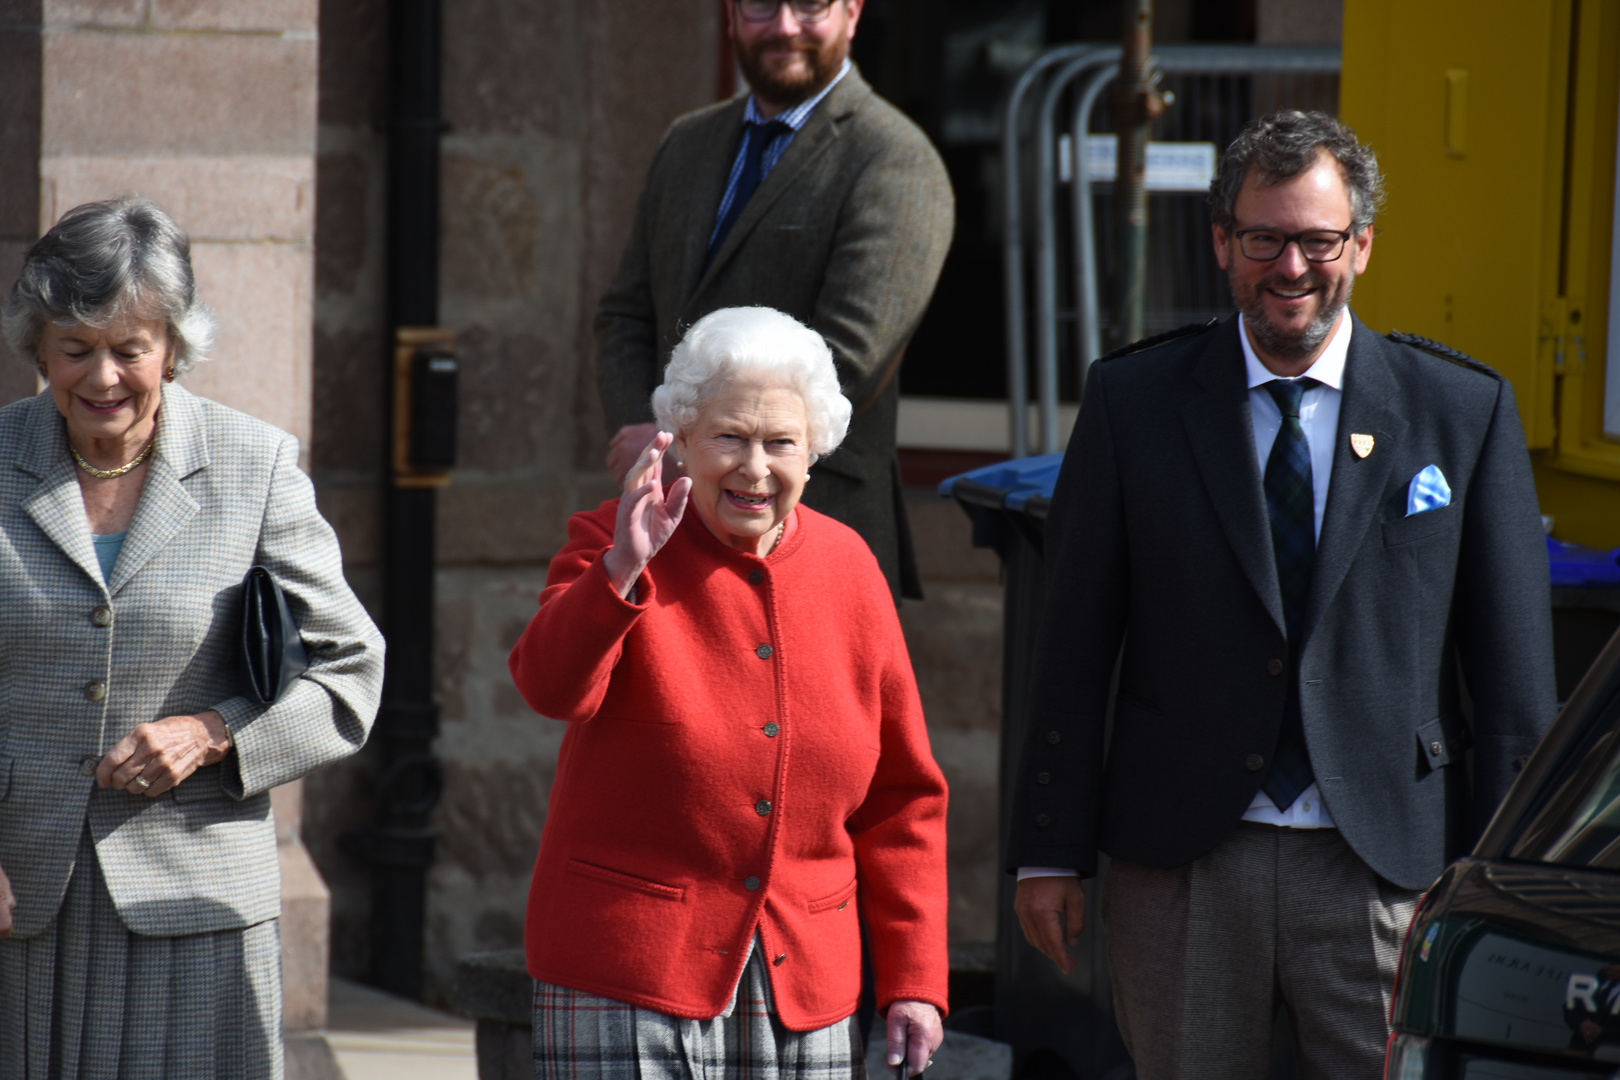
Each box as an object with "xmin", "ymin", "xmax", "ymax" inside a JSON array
[{"xmin": 133, "ymin": 775, "xmax": 152, "ymax": 790}]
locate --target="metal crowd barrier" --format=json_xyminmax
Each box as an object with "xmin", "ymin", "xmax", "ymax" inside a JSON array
[{"xmin": 1002, "ymin": 45, "xmax": 1341, "ymax": 456}]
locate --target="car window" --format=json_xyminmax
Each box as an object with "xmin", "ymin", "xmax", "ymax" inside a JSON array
[{"xmin": 1509, "ymin": 721, "xmax": 1620, "ymax": 868}]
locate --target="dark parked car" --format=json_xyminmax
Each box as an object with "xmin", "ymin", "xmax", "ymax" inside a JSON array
[{"xmin": 1386, "ymin": 627, "xmax": 1620, "ymax": 1078}]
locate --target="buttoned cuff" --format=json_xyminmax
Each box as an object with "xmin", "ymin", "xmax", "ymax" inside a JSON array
[{"xmin": 1016, "ymin": 866, "xmax": 1080, "ymax": 881}]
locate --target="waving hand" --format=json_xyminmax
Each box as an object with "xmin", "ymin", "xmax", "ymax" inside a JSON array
[{"xmin": 602, "ymin": 431, "xmax": 691, "ymax": 598}]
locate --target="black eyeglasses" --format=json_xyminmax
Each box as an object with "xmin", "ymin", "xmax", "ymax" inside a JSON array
[
  {"xmin": 737, "ymin": 0, "xmax": 835, "ymax": 22},
  {"xmin": 1233, "ymin": 228, "xmax": 1355, "ymax": 263}
]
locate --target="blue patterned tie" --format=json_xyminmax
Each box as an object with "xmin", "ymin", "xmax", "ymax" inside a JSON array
[
  {"xmin": 705, "ymin": 119, "xmax": 791, "ymax": 271},
  {"xmin": 1262, "ymin": 378, "xmax": 1318, "ymax": 810}
]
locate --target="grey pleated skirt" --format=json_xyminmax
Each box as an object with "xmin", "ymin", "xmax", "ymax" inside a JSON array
[
  {"xmin": 0, "ymin": 826, "xmax": 283, "ymax": 1080},
  {"xmin": 533, "ymin": 942, "xmax": 863, "ymax": 1080}
]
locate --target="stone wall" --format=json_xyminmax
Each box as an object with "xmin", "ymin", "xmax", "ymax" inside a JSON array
[
  {"xmin": 33, "ymin": 0, "xmax": 318, "ymax": 443},
  {"xmin": 900, "ymin": 494, "xmax": 1004, "ymax": 945},
  {"xmin": 304, "ymin": 0, "xmax": 726, "ymax": 997}
]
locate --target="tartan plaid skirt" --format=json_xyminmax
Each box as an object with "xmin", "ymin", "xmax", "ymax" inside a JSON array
[
  {"xmin": 534, "ymin": 942, "xmax": 864, "ymax": 1080},
  {"xmin": 0, "ymin": 825, "xmax": 283, "ymax": 1080}
]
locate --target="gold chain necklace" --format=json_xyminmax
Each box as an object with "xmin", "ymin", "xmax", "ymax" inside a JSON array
[{"xmin": 70, "ymin": 421, "xmax": 158, "ymax": 480}]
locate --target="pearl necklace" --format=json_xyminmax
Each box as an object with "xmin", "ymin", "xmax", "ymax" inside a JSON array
[{"xmin": 71, "ymin": 420, "xmax": 158, "ymax": 480}]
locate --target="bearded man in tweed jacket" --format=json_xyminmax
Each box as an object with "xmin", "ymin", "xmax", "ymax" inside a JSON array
[{"xmin": 595, "ymin": 0, "xmax": 954, "ymax": 601}]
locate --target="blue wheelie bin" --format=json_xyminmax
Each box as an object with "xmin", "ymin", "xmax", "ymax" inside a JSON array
[
  {"xmin": 1547, "ymin": 536, "xmax": 1620, "ymax": 702},
  {"xmin": 940, "ymin": 455, "xmax": 1131, "ymax": 1080}
]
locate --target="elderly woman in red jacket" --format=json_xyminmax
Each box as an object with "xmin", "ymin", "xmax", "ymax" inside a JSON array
[{"xmin": 509, "ymin": 305, "xmax": 948, "ymax": 1080}]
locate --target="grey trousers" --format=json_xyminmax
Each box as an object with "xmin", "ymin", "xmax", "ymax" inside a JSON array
[{"xmin": 1101, "ymin": 823, "xmax": 1419, "ymax": 1080}]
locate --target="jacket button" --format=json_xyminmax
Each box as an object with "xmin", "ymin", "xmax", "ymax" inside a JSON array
[
  {"xmin": 748, "ymin": 569, "xmax": 764, "ymax": 585},
  {"xmin": 1036, "ymin": 813, "xmax": 1051, "ymax": 827},
  {"xmin": 755, "ymin": 644, "xmax": 773, "ymax": 659},
  {"xmin": 744, "ymin": 876, "xmax": 761, "ymax": 892},
  {"xmin": 79, "ymin": 755, "xmax": 99, "ymax": 776},
  {"xmin": 91, "ymin": 606, "xmax": 111, "ymax": 627},
  {"xmin": 1045, "ymin": 730, "xmax": 1061, "ymax": 745},
  {"xmin": 755, "ymin": 800, "xmax": 772, "ymax": 816},
  {"xmin": 773, "ymin": 953, "xmax": 786, "ymax": 966},
  {"xmin": 1036, "ymin": 771, "xmax": 1050, "ymax": 785},
  {"xmin": 84, "ymin": 681, "xmax": 107, "ymax": 702},
  {"xmin": 1246, "ymin": 753, "xmax": 1265, "ymax": 771},
  {"xmin": 1430, "ymin": 741, "xmax": 1444, "ymax": 756},
  {"xmin": 1267, "ymin": 659, "xmax": 1283, "ymax": 676},
  {"xmin": 763, "ymin": 722, "xmax": 780, "ymax": 737}
]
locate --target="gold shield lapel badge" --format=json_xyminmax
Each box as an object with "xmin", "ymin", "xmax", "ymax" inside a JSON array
[{"xmin": 1350, "ymin": 433, "xmax": 1375, "ymax": 459}]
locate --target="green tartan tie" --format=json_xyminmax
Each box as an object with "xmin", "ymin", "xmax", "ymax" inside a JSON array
[{"xmin": 1261, "ymin": 377, "xmax": 1317, "ymax": 809}]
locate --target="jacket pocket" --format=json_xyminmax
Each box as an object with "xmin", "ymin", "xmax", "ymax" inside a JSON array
[
  {"xmin": 566, "ymin": 858, "xmax": 685, "ymax": 902},
  {"xmin": 808, "ymin": 878, "xmax": 858, "ymax": 914},
  {"xmin": 1383, "ymin": 507, "xmax": 1461, "ymax": 547},
  {"xmin": 1416, "ymin": 717, "xmax": 1456, "ymax": 772},
  {"xmin": 0, "ymin": 756, "xmax": 11, "ymax": 802}
]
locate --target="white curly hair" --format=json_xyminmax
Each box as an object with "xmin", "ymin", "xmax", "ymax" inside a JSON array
[{"xmin": 651, "ymin": 307, "xmax": 851, "ymax": 461}]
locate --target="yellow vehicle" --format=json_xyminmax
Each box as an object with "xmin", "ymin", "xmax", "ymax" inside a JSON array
[{"xmin": 1342, "ymin": 0, "xmax": 1620, "ymax": 545}]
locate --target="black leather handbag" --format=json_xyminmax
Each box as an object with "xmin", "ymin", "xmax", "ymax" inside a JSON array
[{"xmin": 239, "ymin": 565, "xmax": 309, "ymax": 706}]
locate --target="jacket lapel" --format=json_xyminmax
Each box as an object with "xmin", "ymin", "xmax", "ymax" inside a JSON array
[
  {"xmin": 1180, "ymin": 319, "xmax": 1287, "ymax": 637},
  {"xmin": 107, "ymin": 383, "xmax": 205, "ymax": 595},
  {"xmin": 690, "ymin": 70, "xmax": 871, "ymax": 297},
  {"xmin": 678, "ymin": 98, "xmax": 751, "ymax": 304},
  {"xmin": 1302, "ymin": 314, "xmax": 1405, "ymax": 639},
  {"xmin": 17, "ymin": 395, "xmax": 105, "ymax": 591}
]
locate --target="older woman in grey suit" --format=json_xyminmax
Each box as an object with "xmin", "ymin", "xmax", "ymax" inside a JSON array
[{"xmin": 0, "ymin": 197, "xmax": 383, "ymax": 1078}]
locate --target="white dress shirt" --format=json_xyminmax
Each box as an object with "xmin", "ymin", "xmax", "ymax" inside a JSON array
[
  {"xmin": 1018, "ymin": 313, "xmax": 1353, "ymax": 882},
  {"xmin": 1236, "ymin": 311, "xmax": 1350, "ymax": 831}
]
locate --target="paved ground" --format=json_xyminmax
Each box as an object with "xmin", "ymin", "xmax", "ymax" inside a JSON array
[{"xmin": 323, "ymin": 976, "xmax": 478, "ymax": 1079}]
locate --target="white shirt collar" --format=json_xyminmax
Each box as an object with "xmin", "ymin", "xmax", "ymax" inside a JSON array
[
  {"xmin": 1240, "ymin": 310, "xmax": 1352, "ymax": 391},
  {"xmin": 743, "ymin": 58, "xmax": 852, "ymax": 130}
]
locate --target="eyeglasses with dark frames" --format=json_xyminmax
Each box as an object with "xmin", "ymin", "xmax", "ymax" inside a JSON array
[
  {"xmin": 1233, "ymin": 227, "xmax": 1355, "ymax": 263},
  {"xmin": 736, "ymin": 0, "xmax": 835, "ymax": 23}
]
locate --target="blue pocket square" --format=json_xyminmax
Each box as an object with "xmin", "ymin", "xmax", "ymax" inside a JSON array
[{"xmin": 1407, "ymin": 464, "xmax": 1451, "ymax": 516}]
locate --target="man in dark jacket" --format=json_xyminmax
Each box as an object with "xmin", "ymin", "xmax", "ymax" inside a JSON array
[
  {"xmin": 1011, "ymin": 111, "xmax": 1556, "ymax": 1078},
  {"xmin": 595, "ymin": 0, "xmax": 954, "ymax": 601}
]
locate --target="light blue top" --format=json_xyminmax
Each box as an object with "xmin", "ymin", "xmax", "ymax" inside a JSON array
[{"xmin": 91, "ymin": 531, "xmax": 127, "ymax": 583}]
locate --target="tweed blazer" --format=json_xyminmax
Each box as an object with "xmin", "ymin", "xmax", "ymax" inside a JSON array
[
  {"xmin": 595, "ymin": 67, "xmax": 955, "ymax": 599},
  {"xmin": 0, "ymin": 384, "xmax": 383, "ymax": 938},
  {"xmin": 1009, "ymin": 314, "xmax": 1557, "ymax": 891}
]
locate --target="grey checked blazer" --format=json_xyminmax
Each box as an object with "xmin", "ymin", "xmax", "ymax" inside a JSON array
[
  {"xmin": 595, "ymin": 66, "xmax": 955, "ymax": 599},
  {"xmin": 0, "ymin": 384, "xmax": 383, "ymax": 938}
]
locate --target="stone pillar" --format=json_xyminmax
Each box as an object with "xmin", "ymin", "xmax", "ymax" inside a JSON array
[
  {"xmin": 38, "ymin": 0, "xmax": 317, "ymax": 445},
  {"xmin": 34, "ymin": 0, "xmax": 328, "ymax": 1032},
  {"xmin": 274, "ymin": 780, "xmax": 333, "ymax": 1030}
]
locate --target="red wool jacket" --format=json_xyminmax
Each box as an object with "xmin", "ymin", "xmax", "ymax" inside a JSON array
[{"xmin": 509, "ymin": 501, "xmax": 949, "ymax": 1029}]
